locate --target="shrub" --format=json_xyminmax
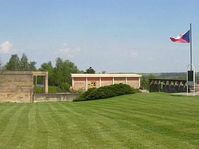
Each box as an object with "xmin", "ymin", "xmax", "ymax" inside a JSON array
[
  {"xmin": 75, "ymin": 83, "xmax": 138, "ymax": 101},
  {"xmin": 48, "ymin": 86, "xmax": 62, "ymax": 93},
  {"xmin": 34, "ymin": 86, "xmax": 43, "ymax": 93},
  {"xmin": 34, "ymin": 86, "xmax": 62, "ymax": 93},
  {"xmin": 74, "ymin": 88, "xmax": 96, "ymax": 101},
  {"xmin": 59, "ymin": 82, "xmax": 70, "ymax": 92}
]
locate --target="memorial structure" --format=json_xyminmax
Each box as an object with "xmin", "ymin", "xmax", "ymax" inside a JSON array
[{"xmin": 0, "ymin": 71, "xmax": 48, "ymax": 103}]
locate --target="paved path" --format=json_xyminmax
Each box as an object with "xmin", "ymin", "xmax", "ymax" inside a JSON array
[{"xmin": 171, "ymin": 92, "xmax": 199, "ymax": 96}]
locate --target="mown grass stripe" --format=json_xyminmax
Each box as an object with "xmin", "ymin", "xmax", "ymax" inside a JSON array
[
  {"xmin": 69, "ymin": 102, "xmax": 166, "ymax": 148},
  {"xmin": 32, "ymin": 104, "xmax": 49, "ymax": 149},
  {"xmin": 56, "ymin": 103, "xmax": 127, "ymax": 148},
  {"xmin": 59, "ymin": 102, "xmax": 162, "ymax": 148},
  {"xmin": 5, "ymin": 104, "xmax": 30, "ymax": 148},
  {"xmin": 0, "ymin": 104, "xmax": 19, "ymax": 134},
  {"xmin": 86, "ymin": 104, "xmax": 197, "ymax": 149},
  {"xmin": 0, "ymin": 104, "xmax": 26, "ymax": 149},
  {"xmin": 41, "ymin": 103, "xmax": 62, "ymax": 149},
  {"xmin": 18, "ymin": 104, "xmax": 37, "ymax": 149},
  {"xmin": 0, "ymin": 93, "xmax": 198, "ymax": 148},
  {"xmin": 48, "ymin": 103, "xmax": 91, "ymax": 149},
  {"xmin": 76, "ymin": 98, "xmax": 197, "ymax": 148}
]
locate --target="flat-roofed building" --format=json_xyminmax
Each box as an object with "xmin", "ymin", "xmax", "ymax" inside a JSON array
[{"xmin": 71, "ymin": 73, "xmax": 142, "ymax": 91}]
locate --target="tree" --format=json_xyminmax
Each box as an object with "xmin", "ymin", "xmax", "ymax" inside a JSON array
[
  {"xmin": 29, "ymin": 61, "xmax": 36, "ymax": 71},
  {"xmin": 5, "ymin": 54, "xmax": 20, "ymax": 70},
  {"xmin": 40, "ymin": 61, "xmax": 54, "ymax": 85},
  {"xmin": 140, "ymin": 74, "xmax": 155, "ymax": 90},
  {"xmin": 86, "ymin": 67, "xmax": 95, "ymax": 74},
  {"xmin": 0, "ymin": 59, "xmax": 2, "ymax": 70},
  {"xmin": 54, "ymin": 58, "xmax": 79, "ymax": 86},
  {"xmin": 5, "ymin": 53, "xmax": 36, "ymax": 71},
  {"xmin": 39, "ymin": 58, "xmax": 80, "ymax": 91},
  {"xmin": 20, "ymin": 54, "xmax": 29, "ymax": 70}
]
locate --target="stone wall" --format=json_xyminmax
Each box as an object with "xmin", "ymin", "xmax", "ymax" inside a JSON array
[
  {"xmin": 33, "ymin": 93, "xmax": 79, "ymax": 102},
  {"xmin": 0, "ymin": 71, "xmax": 33, "ymax": 103}
]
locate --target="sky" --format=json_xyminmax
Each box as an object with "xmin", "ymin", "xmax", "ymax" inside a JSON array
[{"xmin": 0, "ymin": 0, "xmax": 199, "ymax": 73}]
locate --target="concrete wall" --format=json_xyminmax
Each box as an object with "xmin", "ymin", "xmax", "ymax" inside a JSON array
[
  {"xmin": 0, "ymin": 71, "xmax": 33, "ymax": 103},
  {"xmin": 33, "ymin": 93, "xmax": 79, "ymax": 102}
]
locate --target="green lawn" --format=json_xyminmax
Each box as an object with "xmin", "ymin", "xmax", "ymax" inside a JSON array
[{"xmin": 0, "ymin": 93, "xmax": 199, "ymax": 149}]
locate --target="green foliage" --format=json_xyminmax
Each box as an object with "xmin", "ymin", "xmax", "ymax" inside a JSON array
[
  {"xmin": 86, "ymin": 67, "xmax": 95, "ymax": 74},
  {"xmin": 140, "ymin": 76, "xmax": 149, "ymax": 90},
  {"xmin": 59, "ymin": 82, "xmax": 70, "ymax": 92},
  {"xmin": 140, "ymin": 74, "xmax": 155, "ymax": 90},
  {"xmin": 5, "ymin": 54, "xmax": 20, "ymax": 70},
  {"xmin": 75, "ymin": 88, "xmax": 96, "ymax": 101},
  {"xmin": 0, "ymin": 59, "xmax": 2, "ymax": 70},
  {"xmin": 20, "ymin": 54, "xmax": 29, "ymax": 70},
  {"xmin": 75, "ymin": 84, "xmax": 137, "ymax": 101},
  {"xmin": 53, "ymin": 58, "xmax": 79, "ymax": 88},
  {"xmin": 39, "ymin": 58, "xmax": 80, "ymax": 91},
  {"xmin": 34, "ymin": 86, "xmax": 62, "ymax": 93},
  {"xmin": 4, "ymin": 54, "xmax": 80, "ymax": 92},
  {"xmin": 48, "ymin": 86, "xmax": 62, "ymax": 93},
  {"xmin": 34, "ymin": 86, "xmax": 43, "ymax": 93},
  {"xmin": 39, "ymin": 62, "xmax": 54, "ymax": 85},
  {"xmin": 5, "ymin": 54, "xmax": 36, "ymax": 71}
]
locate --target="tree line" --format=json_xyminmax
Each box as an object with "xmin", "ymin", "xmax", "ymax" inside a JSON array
[{"xmin": 1, "ymin": 53, "xmax": 95, "ymax": 91}]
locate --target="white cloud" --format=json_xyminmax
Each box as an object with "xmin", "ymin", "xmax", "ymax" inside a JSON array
[
  {"xmin": 58, "ymin": 43, "xmax": 80, "ymax": 58},
  {"xmin": 122, "ymin": 48, "xmax": 139, "ymax": 58},
  {"xmin": 129, "ymin": 51, "xmax": 138, "ymax": 57},
  {"xmin": 0, "ymin": 41, "xmax": 13, "ymax": 54}
]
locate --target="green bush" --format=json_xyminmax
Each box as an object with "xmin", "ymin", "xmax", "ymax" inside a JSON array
[
  {"xmin": 74, "ymin": 88, "xmax": 96, "ymax": 101},
  {"xmin": 48, "ymin": 86, "xmax": 62, "ymax": 93},
  {"xmin": 59, "ymin": 82, "xmax": 70, "ymax": 92},
  {"xmin": 34, "ymin": 86, "xmax": 43, "ymax": 93},
  {"xmin": 34, "ymin": 86, "xmax": 62, "ymax": 93},
  {"xmin": 75, "ymin": 83, "xmax": 138, "ymax": 101}
]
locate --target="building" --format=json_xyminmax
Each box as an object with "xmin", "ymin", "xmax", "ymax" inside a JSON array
[
  {"xmin": 71, "ymin": 73, "xmax": 142, "ymax": 91},
  {"xmin": 0, "ymin": 71, "xmax": 48, "ymax": 103}
]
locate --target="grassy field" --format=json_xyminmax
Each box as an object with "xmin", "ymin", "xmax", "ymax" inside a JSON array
[{"xmin": 0, "ymin": 93, "xmax": 199, "ymax": 149}]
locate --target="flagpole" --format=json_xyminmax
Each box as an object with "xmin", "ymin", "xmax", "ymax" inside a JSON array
[{"xmin": 190, "ymin": 23, "xmax": 192, "ymax": 70}]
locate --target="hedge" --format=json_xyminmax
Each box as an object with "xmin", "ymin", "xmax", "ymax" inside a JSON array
[{"xmin": 75, "ymin": 83, "xmax": 139, "ymax": 101}]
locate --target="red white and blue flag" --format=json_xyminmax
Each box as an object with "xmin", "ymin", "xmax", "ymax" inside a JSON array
[{"xmin": 170, "ymin": 30, "xmax": 190, "ymax": 43}]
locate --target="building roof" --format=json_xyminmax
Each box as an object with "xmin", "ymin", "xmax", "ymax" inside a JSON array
[
  {"xmin": 0, "ymin": 71, "xmax": 48, "ymax": 76},
  {"xmin": 71, "ymin": 73, "xmax": 142, "ymax": 78}
]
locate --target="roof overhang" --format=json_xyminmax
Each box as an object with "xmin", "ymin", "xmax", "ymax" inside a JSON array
[{"xmin": 71, "ymin": 73, "xmax": 142, "ymax": 78}]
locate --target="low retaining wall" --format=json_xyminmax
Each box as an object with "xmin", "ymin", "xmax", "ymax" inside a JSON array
[{"xmin": 33, "ymin": 93, "xmax": 80, "ymax": 102}]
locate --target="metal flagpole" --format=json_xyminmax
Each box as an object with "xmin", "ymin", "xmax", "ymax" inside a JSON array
[
  {"xmin": 187, "ymin": 23, "xmax": 196, "ymax": 96},
  {"xmin": 190, "ymin": 23, "xmax": 192, "ymax": 71}
]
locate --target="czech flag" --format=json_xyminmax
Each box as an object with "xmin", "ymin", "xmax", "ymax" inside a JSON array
[{"xmin": 170, "ymin": 30, "xmax": 190, "ymax": 43}]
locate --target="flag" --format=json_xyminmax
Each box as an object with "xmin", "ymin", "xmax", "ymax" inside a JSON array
[{"xmin": 170, "ymin": 30, "xmax": 190, "ymax": 43}]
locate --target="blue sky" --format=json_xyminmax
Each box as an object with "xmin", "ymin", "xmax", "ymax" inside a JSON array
[{"xmin": 0, "ymin": 0, "xmax": 199, "ymax": 73}]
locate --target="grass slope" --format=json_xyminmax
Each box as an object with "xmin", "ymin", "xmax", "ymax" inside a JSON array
[{"xmin": 0, "ymin": 93, "xmax": 199, "ymax": 149}]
